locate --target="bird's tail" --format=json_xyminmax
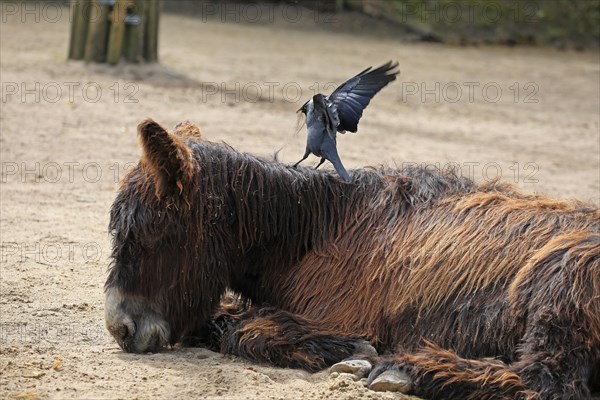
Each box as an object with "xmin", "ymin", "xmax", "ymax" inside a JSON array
[{"xmin": 325, "ymin": 150, "xmax": 351, "ymax": 183}]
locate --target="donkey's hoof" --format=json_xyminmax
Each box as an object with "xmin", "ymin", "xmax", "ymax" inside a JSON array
[
  {"xmin": 330, "ymin": 359, "xmax": 372, "ymax": 379},
  {"xmin": 369, "ymin": 370, "xmax": 412, "ymax": 393}
]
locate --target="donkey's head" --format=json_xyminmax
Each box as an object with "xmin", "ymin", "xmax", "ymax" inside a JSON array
[{"xmin": 105, "ymin": 119, "xmax": 234, "ymax": 353}]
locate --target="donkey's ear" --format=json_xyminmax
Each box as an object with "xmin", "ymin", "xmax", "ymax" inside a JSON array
[
  {"xmin": 138, "ymin": 119, "xmax": 195, "ymax": 199},
  {"xmin": 173, "ymin": 120, "xmax": 202, "ymax": 140}
]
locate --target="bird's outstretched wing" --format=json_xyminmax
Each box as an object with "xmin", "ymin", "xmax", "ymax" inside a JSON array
[
  {"xmin": 328, "ymin": 61, "xmax": 399, "ymax": 133},
  {"xmin": 323, "ymin": 97, "xmax": 340, "ymax": 140}
]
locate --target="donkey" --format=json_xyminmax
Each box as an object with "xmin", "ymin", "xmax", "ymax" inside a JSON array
[{"xmin": 106, "ymin": 119, "xmax": 600, "ymax": 399}]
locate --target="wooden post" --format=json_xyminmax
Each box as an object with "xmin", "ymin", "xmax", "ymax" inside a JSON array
[
  {"xmin": 144, "ymin": 0, "xmax": 160, "ymax": 63},
  {"xmin": 69, "ymin": 0, "xmax": 159, "ymax": 64},
  {"xmin": 124, "ymin": 0, "xmax": 146, "ymax": 63},
  {"xmin": 106, "ymin": 0, "xmax": 129, "ymax": 65},
  {"xmin": 84, "ymin": 0, "xmax": 110, "ymax": 63},
  {"xmin": 68, "ymin": 0, "xmax": 90, "ymax": 60}
]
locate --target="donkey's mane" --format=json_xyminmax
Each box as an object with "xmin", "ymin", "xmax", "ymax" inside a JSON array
[
  {"xmin": 191, "ymin": 139, "xmax": 478, "ymax": 205},
  {"xmin": 187, "ymin": 139, "xmax": 483, "ymax": 257}
]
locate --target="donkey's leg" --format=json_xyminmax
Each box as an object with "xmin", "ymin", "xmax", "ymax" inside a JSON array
[
  {"xmin": 507, "ymin": 232, "xmax": 600, "ymax": 399},
  {"xmin": 356, "ymin": 343, "xmax": 533, "ymax": 400},
  {"xmin": 201, "ymin": 301, "xmax": 376, "ymax": 372},
  {"xmin": 510, "ymin": 326, "xmax": 598, "ymax": 400},
  {"xmin": 505, "ymin": 296, "xmax": 599, "ymax": 400},
  {"xmin": 358, "ymin": 336, "xmax": 597, "ymax": 400}
]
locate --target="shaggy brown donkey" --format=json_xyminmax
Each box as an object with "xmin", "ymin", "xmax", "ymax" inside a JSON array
[{"xmin": 105, "ymin": 119, "xmax": 600, "ymax": 399}]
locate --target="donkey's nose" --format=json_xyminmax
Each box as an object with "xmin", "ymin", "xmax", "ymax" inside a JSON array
[
  {"xmin": 107, "ymin": 316, "xmax": 136, "ymax": 350},
  {"xmin": 115, "ymin": 319, "xmax": 136, "ymax": 342},
  {"xmin": 105, "ymin": 288, "xmax": 170, "ymax": 353},
  {"xmin": 114, "ymin": 324, "xmax": 129, "ymax": 342}
]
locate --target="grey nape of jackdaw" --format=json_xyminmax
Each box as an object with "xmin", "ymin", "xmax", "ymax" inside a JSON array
[{"xmin": 293, "ymin": 61, "xmax": 399, "ymax": 182}]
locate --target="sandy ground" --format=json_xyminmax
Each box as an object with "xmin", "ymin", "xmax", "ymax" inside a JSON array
[{"xmin": 1, "ymin": 4, "xmax": 599, "ymax": 400}]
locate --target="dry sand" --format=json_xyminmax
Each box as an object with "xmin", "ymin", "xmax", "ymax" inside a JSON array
[{"xmin": 1, "ymin": 5, "xmax": 599, "ymax": 400}]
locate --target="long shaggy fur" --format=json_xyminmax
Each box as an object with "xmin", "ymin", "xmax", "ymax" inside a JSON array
[{"xmin": 106, "ymin": 119, "xmax": 600, "ymax": 399}]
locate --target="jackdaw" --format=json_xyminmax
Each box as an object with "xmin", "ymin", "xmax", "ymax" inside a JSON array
[{"xmin": 293, "ymin": 61, "xmax": 399, "ymax": 182}]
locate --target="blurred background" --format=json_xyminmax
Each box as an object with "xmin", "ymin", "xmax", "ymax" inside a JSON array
[
  {"xmin": 1, "ymin": 1, "xmax": 599, "ymax": 399},
  {"xmin": 166, "ymin": 0, "xmax": 600, "ymax": 48}
]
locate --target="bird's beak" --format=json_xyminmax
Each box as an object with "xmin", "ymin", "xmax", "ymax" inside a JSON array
[{"xmin": 297, "ymin": 100, "xmax": 309, "ymax": 114}]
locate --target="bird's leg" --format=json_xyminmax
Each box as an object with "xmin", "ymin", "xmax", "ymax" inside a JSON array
[
  {"xmin": 293, "ymin": 149, "xmax": 310, "ymax": 168},
  {"xmin": 314, "ymin": 158, "xmax": 327, "ymax": 170}
]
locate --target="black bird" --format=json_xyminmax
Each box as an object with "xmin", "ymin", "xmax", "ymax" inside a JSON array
[{"xmin": 293, "ymin": 61, "xmax": 399, "ymax": 182}]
